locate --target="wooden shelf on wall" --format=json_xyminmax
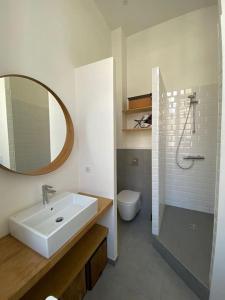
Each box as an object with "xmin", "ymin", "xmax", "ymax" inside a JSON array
[
  {"xmin": 123, "ymin": 93, "xmax": 152, "ymax": 134},
  {"xmin": 122, "ymin": 127, "xmax": 152, "ymax": 132},
  {"xmin": 123, "ymin": 106, "xmax": 152, "ymax": 114},
  {"xmin": 127, "ymin": 93, "xmax": 152, "ymax": 110}
]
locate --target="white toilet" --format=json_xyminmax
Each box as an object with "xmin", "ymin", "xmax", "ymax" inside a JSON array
[{"xmin": 117, "ymin": 190, "xmax": 141, "ymax": 221}]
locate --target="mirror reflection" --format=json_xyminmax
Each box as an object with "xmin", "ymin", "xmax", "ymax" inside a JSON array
[{"xmin": 0, "ymin": 76, "xmax": 66, "ymax": 173}]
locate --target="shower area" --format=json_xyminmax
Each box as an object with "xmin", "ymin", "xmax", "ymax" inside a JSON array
[{"xmin": 152, "ymin": 67, "xmax": 220, "ymax": 300}]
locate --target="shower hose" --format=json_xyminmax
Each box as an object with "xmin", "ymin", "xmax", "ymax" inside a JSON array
[{"xmin": 175, "ymin": 102, "xmax": 195, "ymax": 170}]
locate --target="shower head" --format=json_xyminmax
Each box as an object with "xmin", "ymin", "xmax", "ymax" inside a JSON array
[{"xmin": 188, "ymin": 92, "xmax": 198, "ymax": 104}]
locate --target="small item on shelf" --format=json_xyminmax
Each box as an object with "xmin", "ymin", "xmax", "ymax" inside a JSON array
[
  {"xmin": 128, "ymin": 93, "xmax": 152, "ymax": 109},
  {"xmin": 144, "ymin": 113, "xmax": 152, "ymax": 126},
  {"xmin": 134, "ymin": 113, "xmax": 152, "ymax": 128}
]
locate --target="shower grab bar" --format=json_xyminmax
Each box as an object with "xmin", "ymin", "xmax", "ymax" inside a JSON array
[{"xmin": 183, "ymin": 155, "xmax": 205, "ymax": 160}]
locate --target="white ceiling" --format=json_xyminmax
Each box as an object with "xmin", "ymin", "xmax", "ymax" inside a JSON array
[{"xmin": 94, "ymin": 0, "xmax": 217, "ymax": 36}]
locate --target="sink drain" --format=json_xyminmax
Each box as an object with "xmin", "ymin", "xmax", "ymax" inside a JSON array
[{"xmin": 55, "ymin": 217, "xmax": 64, "ymax": 223}]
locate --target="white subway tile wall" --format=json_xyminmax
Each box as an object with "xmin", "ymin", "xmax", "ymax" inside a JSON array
[
  {"xmin": 152, "ymin": 67, "xmax": 166, "ymax": 235},
  {"xmin": 152, "ymin": 68, "xmax": 219, "ymax": 235},
  {"xmin": 164, "ymin": 84, "xmax": 218, "ymax": 213}
]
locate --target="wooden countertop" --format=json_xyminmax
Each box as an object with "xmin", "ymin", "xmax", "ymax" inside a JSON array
[{"xmin": 0, "ymin": 194, "xmax": 112, "ymax": 300}]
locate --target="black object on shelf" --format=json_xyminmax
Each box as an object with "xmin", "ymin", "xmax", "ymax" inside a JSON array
[{"xmin": 134, "ymin": 113, "xmax": 152, "ymax": 128}]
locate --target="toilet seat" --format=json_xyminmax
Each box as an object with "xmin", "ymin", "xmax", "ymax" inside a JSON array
[{"xmin": 118, "ymin": 190, "xmax": 140, "ymax": 205}]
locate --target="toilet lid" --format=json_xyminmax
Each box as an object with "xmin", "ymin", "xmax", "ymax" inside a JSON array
[{"xmin": 117, "ymin": 190, "xmax": 140, "ymax": 204}]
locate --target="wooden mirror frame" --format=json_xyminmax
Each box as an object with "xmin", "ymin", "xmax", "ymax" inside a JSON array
[{"xmin": 0, "ymin": 74, "xmax": 74, "ymax": 176}]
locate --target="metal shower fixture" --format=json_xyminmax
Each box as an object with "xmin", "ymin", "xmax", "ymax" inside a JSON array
[
  {"xmin": 175, "ymin": 91, "xmax": 203, "ymax": 170},
  {"xmin": 188, "ymin": 92, "xmax": 198, "ymax": 134},
  {"xmin": 188, "ymin": 92, "xmax": 198, "ymax": 105}
]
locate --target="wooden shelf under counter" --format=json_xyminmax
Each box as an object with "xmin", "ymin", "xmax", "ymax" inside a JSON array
[
  {"xmin": 0, "ymin": 195, "xmax": 112, "ymax": 300},
  {"xmin": 22, "ymin": 225, "xmax": 108, "ymax": 300}
]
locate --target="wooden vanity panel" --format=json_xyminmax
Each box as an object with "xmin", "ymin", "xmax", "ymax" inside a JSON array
[
  {"xmin": 61, "ymin": 269, "xmax": 86, "ymax": 300},
  {"xmin": 0, "ymin": 196, "xmax": 112, "ymax": 300},
  {"xmin": 86, "ymin": 239, "xmax": 108, "ymax": 289},
  {"xmin": 21, "ymin": 225, "xmax": 107, "ymax": 300}
]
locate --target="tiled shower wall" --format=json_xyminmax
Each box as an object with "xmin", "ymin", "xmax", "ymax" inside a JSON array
[
  {"xmin": 162, "ymin": 84, "xmax": 218, "ymax": 213},
  {"xmin": 152, "ymin": 67, "xmax": 166, "ymax": 235}
]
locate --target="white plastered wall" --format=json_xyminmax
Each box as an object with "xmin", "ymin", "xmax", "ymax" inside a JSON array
[
  {"xmin": 74, "ymin": 58, "xmax": 117, "ymax": 261},
  {"xmin": 126, "ymin": 5, "xmax": 218, "ymax": 149},
  {"xmin": 0, "ymin": 0, "xmax": 111, "ymax": 238},
  {"xmin": 111, "ymin": 27, "xmax": 127, "ymax": 149}
]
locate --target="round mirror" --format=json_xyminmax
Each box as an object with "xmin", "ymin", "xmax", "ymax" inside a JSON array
[{"xmin": 0, "ymin": 75, "xmax": 74, "ymax": 175}]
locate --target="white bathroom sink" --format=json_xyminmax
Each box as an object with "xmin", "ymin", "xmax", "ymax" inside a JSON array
[{"xmin": 9, "ymin": 192, "xmax": 98, "ymax": 258}]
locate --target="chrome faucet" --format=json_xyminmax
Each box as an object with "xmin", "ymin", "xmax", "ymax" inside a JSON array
[{"xmin": 42, "ymin": 185, "xmax": 56, "ymax": 205}]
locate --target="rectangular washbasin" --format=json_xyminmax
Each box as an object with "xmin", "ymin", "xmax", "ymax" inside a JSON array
[{"xmin": 9, "ymin": 192, "xmax": 98, "ymax": 258}]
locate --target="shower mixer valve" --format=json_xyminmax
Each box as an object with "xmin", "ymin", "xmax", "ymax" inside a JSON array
[{"xmin": 183, "ymin": 155, "xmax": 205, "ymax": 160}]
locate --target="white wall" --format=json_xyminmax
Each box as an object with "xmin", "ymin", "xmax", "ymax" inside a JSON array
[
  {"xmin": 111, "ymin": 27, "xmax": 127, "ymax": 149},
  {"xmin": 112, "ymin": 27, "xmax": 152, "ymax": 150},
  {"xmin": 74, "ymin": 58, "xmax": 117, "ymax": 260},
  {"xmin": 210, "ymin": 1, "xmax": 225, "ymax": 298},
  {"xmin": 152, "ymin": 67, "xmax": 166, "ymax": 235},
  {"xmin": 127, "ymin": 5, "xmax": 218, "ymax": 95},
  {"xmin": 0, "ymin": 0, "xmax": 111, "ymax": 238},
  {"xmin": 126, "ymin": 5, "xmax": 218, "ymax": 149}
]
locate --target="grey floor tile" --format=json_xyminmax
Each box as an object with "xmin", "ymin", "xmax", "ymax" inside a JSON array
[
  {"xmin": 160, "ymin": 272, "xmax": 200, "ymax": 300},
  {"xmin": 84, "ymin": 214, "xmax": 199, "ymax": 300},
  {"xmin": 159, "ymin": 205, "xmax": 213, "ymax": 287}
]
